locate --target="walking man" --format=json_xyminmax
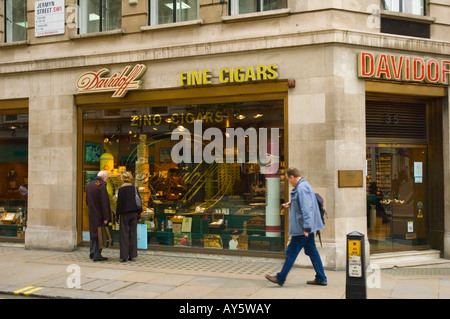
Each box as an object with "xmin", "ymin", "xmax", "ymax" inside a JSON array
[
  {"xmin": 265, "ymin": 167, "xmax": 327, "ymax": 286},
  {"xmin": 86, "ymin": 170, "xmax": 112, "ymax": 262}
]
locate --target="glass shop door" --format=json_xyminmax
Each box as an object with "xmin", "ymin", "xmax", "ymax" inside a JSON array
[{"xmin": 366, "ymin": 145, "xmax": 428, "ymax": 253}]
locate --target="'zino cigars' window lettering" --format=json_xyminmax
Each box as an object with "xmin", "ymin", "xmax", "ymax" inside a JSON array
[
  {"xmin": 131, "ymin": 111, "xmax": 224, "ymax": 126},
  {"xmin": 81, "ymin": 100, "xmax": 285, "ymax": 252}
]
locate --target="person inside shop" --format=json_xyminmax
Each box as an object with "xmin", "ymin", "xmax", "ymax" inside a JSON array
[
  {"xmin": 265, "ymin": 167, "xmax": 327, "ymax": 287},
  {"xmin": 367, "ymin": 182, "xmax": 389, "ymax": 226},
  {"xmin": 116, "ymin": 171, "xmax": 142, "ymax": 262},
  {"xmin": 86, "ymin": 170, "xmax": 112, "ymax": 262}
]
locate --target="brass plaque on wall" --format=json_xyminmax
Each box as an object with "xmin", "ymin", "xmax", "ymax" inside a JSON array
[{"xmin": 338, "ymin": 170, "xmax": 363, "ymax": 188}]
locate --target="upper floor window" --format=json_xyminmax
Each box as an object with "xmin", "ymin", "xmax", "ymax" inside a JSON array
[
  {"xmin": 149, "ymin": 0, "xmax": 199, "ymax": 25},
  {"xmin": 382, "ymin": 0, "xmax": 426, "ymax": 16},
  {"xmin": 4, "ymin": 0, "xmax": 27, "ymax": 42},
  {"xmin": 78, "ymin": 0, "xmax": 122, "ymax": 34},
  {"xmin": 229, "ymin": 0, "xmax": 287, "ymax": 15}
]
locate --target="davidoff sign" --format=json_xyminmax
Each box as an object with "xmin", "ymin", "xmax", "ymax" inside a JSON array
[
  {"xmin": 76, "ymin": 64, "xmax": 147, "ymax": 98},
  {"xmin": 358, "ymin": 52, "xmax": 450, "ymax": 85}
]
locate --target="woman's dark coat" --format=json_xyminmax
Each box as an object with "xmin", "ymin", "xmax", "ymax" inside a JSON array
[{"xmin": 116, "ymin": 185, "xmax": 143, "ymax": 216}]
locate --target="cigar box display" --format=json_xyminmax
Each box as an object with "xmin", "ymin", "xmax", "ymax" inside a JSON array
[
  {"xmin": 203, "ymin": 234, "xmax": 223, "ymax": 249},
  {"xmin": 208, "ymin": 213, "xmax": 224, "ymax": 229},
  {"xmin": 1, "ymin": 212, "xmax": 16, "ymax": 225}
]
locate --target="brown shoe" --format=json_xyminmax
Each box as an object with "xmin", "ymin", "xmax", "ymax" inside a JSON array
[
  {"xmin": 306, "ymin": 279, "xmax": 327, "ymax": 286},
  {"xmin": 265, "ymin": 275, "xmax": 283, "ymax": 286}
]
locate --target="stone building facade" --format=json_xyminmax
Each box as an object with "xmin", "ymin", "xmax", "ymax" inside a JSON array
[{"xmin": 0, "ymin": 0, "xmax": 449, "ymax": 270}]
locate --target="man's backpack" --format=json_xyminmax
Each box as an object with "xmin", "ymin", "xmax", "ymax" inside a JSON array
[{"xmin": 315, "ymin": 193, "xmax": 326, "ymax": 246}]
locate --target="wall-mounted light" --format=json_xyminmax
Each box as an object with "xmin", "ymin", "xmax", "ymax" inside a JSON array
[{"xmin": 287, "ymin": 79, "xmax": 296, "ymax": 88}]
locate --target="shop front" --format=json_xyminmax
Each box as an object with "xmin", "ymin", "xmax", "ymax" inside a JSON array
[
  {"xmin": 359, "ymin": 51, "xmax": 449, "ymax": 255},
  {"xmin": 0, "ymin": 99, "xmax": 28, "ymax": 241},
  {"xmin": 76, "ymin": 71, "xmax": 289, "ymax": 255},
  {"xmin": 1, "ymin": 45, "xmax": 447, "ymax": 270}
]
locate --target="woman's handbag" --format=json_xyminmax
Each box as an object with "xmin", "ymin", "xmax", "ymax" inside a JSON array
[
  {"xmin": 98, "ymin": 225, "xmax": 114, "ymax": 249},
  {"xmin": 135, "ymin": 186, "xmax": 142, "ymax": 210}
]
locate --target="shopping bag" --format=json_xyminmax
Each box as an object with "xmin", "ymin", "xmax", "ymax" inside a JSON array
[
  {"xmin": 137, "ymin": 223, "xmax": 148, "ymax": 250},
  {"xmin": 98, "ymin": 225, "xmax": 114, "ymax": 249}
]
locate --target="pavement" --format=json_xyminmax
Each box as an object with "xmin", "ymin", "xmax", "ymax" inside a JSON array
[{"xmin": 1, "ymin": 242, "xmax": 450, "ymax": 303}]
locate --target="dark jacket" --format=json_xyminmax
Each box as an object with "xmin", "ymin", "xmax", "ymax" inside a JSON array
[
  {"xmin": 86, "ymin": 177, "xmax": 111, "ymax": 239},
  {"xmin": 116, "ymin": 184, "xmax": 143, "ymax": 216}
]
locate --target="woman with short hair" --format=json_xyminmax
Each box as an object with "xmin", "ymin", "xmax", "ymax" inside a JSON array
[{"xmin": 116, "ymin": 171, "xmax": 142, "ymax": 262}]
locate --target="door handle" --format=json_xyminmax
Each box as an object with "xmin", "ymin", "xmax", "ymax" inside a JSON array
[{"xmin": 417, "ymin": 201, "xmax": 424, "ymax": 218}]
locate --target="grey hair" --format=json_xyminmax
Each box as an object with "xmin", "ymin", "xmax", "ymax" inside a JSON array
[{"xmin": 97, "ymin": 170, "xmax": 110, "ymax": 179}]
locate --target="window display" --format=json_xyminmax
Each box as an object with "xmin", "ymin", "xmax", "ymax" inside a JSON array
[
  {"xmin": 0, "ymin": 111, "xmax": 28, "ymax": 238},
  {"xmin": 81, "ymin": 100, "xmax": 286, "ymax": 252}
]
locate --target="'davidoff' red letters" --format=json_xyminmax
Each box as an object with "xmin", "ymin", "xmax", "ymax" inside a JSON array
[{"xmin": 358, "ymin": 52, "xmax": 450, "ymax": 85}]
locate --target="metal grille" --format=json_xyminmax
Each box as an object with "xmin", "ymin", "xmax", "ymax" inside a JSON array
[{"xmin": 366, "ymin": 101, "xmax": 427, "ymax": 140}]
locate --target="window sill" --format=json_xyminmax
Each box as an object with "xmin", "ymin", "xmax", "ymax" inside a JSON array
[
  {"xmin": 380, "ymin": 10, "xmax": 435, "ymax": 24},
  {"xmin": 141, "ymin": 19, "xmax": 203, "ymax": 32},
  {"xmin": 0, "ymin": 40, "xmax": 29, "ymax": 48},
  {"xmin": 70, "ymin": 29, "xmax": 124, "ymax": 40},
  {"xmin": 222, "ymin": 8, "xmax": 291, "ymax": 23}
]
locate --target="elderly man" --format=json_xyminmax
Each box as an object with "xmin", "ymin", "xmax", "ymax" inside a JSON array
[
  {"xmin": 265, "ymin": 167, "xmax": 327, "ymax": 286},
  {"xmin": 86, "ymin": 170, "xmax": 111, "ymax": 261}
]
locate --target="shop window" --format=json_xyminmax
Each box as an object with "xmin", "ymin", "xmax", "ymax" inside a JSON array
[
  {"xmin": 0, "ymin": 111, "xmax": 28, "ymax": 238},
  {"xmin": 78, "ymin": 0, "xmax": 122, "ymax": 34},
  {"xmin": 81, "ymin": 101, "xmax": 286, "ymax": 252},
  {"xmin": 148, "ymin": 0, "xmax": 199, "ymax": 25},
  {"xmin": 229, "ymin": 0, "xmax": 287, "ymax": 15},
  {"xmin": 382, "ymin": 0, "xmax": 426, "ymax": 16},
  {"xmin": 4, "ymin": 0, "xmax": 27, "ymax": 43}
]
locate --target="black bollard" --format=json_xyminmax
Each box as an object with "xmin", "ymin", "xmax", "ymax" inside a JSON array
[{"xmin": 345, "ymin": 231, "xmax": 367, "ymax": 299}]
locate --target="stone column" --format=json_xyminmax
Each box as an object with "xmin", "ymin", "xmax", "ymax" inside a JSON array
[
  {"xmin": 288, "ymin": 45, "xmax": 367, "ymax": 270},
  {"xmin": 25, "ymin": 91, "xmax": 77, "ymax": 251}
]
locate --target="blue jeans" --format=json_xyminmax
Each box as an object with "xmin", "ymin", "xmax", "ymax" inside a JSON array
[{"xmin": 276, "ymin": 233, "xmax": 327, "ymax": 285}]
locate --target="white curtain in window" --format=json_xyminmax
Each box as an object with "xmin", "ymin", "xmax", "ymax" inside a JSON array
[
  {"xmin": 403, "ymin": 0, "xmax": 424, "ymax": 15},
  {"xmin": 5, "ymin": 0, "xmax": 27, "ymax": 42},
  {"xmin": 149, "ymin": 0, "xmax": 198, "ymax": 25},
  {"xmin": 79, "ymin": 0, "xmax": 121, "ymax": 34},
  {"xmin": 383, "ymin": 0, "xmax": 400, "ymax": 12},
  {"xmin": 383, "ymin": 0, "xmax": 424, "ymax": 15},
  {"xmin": 230, "ymin": 0, "xmax": 287, "ymax": 15},
  {"xmin": 103, "ymin": 0, "xmax": 122, "ymax": 31},
  {"xmin": 79, "ymin": 0, "xmax": 101, "ymax": 34}
]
